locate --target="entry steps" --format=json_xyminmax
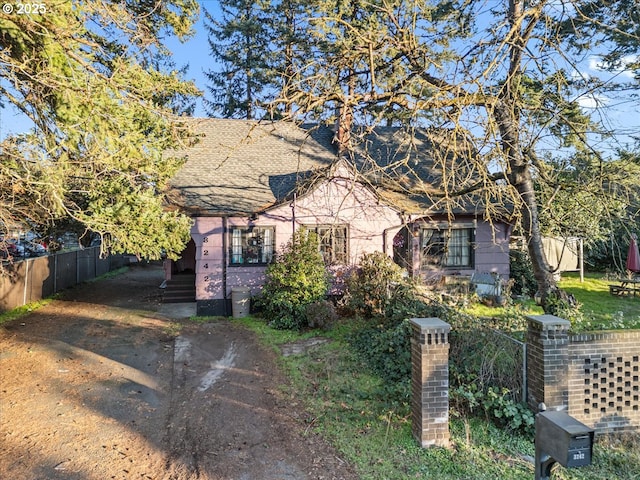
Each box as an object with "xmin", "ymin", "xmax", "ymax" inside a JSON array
[{"xmin": 162, "ymin": 273, "xmax": 196, "ymax": 303}]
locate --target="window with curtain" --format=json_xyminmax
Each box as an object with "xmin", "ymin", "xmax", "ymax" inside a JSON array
[
  {"xmin": 421, "ymin": 227, "xmax": 474, "ymax": 268},
  {"xmin": 308, "ymin": 225, "xmax": 348, "ymax": 264},
  {"xmin": 230, "ymin": 226, "xmax": 275, "ymax": 265}
]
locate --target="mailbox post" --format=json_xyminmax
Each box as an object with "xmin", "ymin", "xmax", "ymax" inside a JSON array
[{"xmin": 535, "ymin": 410, "xmax": 594, "ymax": 480}]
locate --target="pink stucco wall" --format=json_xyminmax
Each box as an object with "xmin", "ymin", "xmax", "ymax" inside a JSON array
[
  {"xmin": 190, "ymin": 170, "xmax": 405, "ymax": 303},
  {"xmin": 191, "ymin": 217, "xmax": 224, "ymax": 302},
  {"xmin": 188, "ymin": 169, "xmax": 510, "ymax": 307}
]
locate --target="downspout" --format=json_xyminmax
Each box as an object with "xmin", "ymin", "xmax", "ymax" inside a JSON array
[
  {"xmin": 222, "ymin": 216, "xmax": 229, "ymax": 316},
  {"xmin": 291, "ymin": 193, "xmax": 297, "ymax": 232},
  {"xmin": 382, "ymin": 228, "xmax": 387, "ymax": 255},
  {"xmin": 384, "ymin": 213, "xmax": 412, "ymax": 269}
]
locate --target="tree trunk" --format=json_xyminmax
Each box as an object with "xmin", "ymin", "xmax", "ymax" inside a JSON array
[
  {"xmin": 494, "ymin": 97, "xmax": 559, "ymax": 310},
  {"xmin": 513, "ymin": 155, "xmax": 558, "ymax": 304},
  {"xmin": 492, "ymin": 0, "xmax": 568, "ymax": 312}
]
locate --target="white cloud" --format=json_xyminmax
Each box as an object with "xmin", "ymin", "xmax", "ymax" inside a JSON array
[
  {"xmin": 577, "ymin": 92, "xmax": 608, "ymax": 109},
  {"xmin": 588, "ymin": 55, "xmax": 638, "ymax": 79}
]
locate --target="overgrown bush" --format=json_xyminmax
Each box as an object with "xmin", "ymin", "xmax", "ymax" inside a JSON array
[
  {"xmin": 451, "ymin": 382, "xmax": 535, "ymax": 436},
  {"xmin": 306, "ymin": 300, "xmax": 339, "ymax": 330},
  {"xmin": 345, "ymin": 252, "xmax": 436, "ymax": 385},
  {"xmin": 448, "ymin": 312, "xmax": 533, "ymax": 435},
  {"xmin": 509, "ymin": 249, "xmax": 537, "ymax": 297},
  {"xmin": 544, "ymin": 289, "xmax": 588, "ymax": 330},
  {"xmin": 348, "ymin": 319, "xmax": 413, "ymax": 384},
  {"xmin": 384, "ymin": 281, "xmax": 437, "ymax": 324},
  {"xmin": 257, "ymin": 229, "xmax": 329, "ymax": 330},
  {"xmin": 343, "ymin": 251, "xmax": 535, "ymax": 434},
  {"xmin": 343, "ymin": 251, "xmax": 405, "ymax": 318}
]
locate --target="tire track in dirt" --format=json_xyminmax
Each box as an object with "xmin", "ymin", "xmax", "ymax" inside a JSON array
[{"xmin": 1, "ymin": 264, "xmax": 357, "ymax": 480}]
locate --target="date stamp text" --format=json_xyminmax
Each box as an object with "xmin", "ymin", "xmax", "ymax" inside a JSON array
[{"xmin": 3, "ymin": 3, "xmax": 47, "ymax": 15}]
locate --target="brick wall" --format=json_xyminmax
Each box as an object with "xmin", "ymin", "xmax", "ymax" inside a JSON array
[
  {"xmin": 527, "ymin": 315, "xmax": 640, "ymax": 434},
  {"xmin": 410, "ymin": 318, "xmax": 451, "ymax": 448},
  {"xmin": 526, "ymin": 315, "xmax": 571, "ymax": 411},
  {"xmin": 568, "ymin": 330, "xmax": 640, "ymax": 433}
]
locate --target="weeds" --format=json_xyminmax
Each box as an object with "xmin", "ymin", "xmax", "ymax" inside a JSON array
[
  {"xmin": 163, "ymin": 322, "xmax": 182, "ymax": 338},
  {"xmin": 0, "ymin": 298, "xmax": 56, "ymax": 325},
  {"xmin": 240, "ymin": 314, "xmax": 640, "ymax": 479}
]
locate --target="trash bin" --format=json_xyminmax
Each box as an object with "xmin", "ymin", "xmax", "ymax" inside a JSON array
[{"xmin": 231, "ymin": 287, "xmax": 251, "ymax": 318}]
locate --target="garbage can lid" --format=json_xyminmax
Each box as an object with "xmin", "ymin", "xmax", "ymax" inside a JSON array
[{"xmin": 231, "ymin": 287, "xmax": 250, "ymax": 292}]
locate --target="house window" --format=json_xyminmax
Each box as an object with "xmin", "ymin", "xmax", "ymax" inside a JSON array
[
  {"xmin": 421, "ymin": 227, "xmax": 474, "ymax": 268},
  {"xmin": 230, "ymin": 226, "xmax": 275, "ymax": 265},
  {"xmin": 309, "ymin": 225, "xmax": 348, "ymax": 264}
]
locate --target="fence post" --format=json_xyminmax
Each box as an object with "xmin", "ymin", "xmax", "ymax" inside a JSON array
[
  {"xmin": 410, "ymin": 317, "xmax": 451, "ymax": 448},
  {"xmin": 526, "ymin": 315, "xmax": 571, "ymax": 411}
]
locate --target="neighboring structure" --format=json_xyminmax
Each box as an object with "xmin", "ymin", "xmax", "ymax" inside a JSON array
[{"xmin": 166, "ymin": 118, "xmax": 511, "ymax": 316}]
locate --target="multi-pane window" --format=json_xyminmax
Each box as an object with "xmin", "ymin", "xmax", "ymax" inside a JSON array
[
  {"xmin": 421, "ymin": 227, "xmax": 474, "ymax": 268},
  {"xmin": 230, "ymin": 226, "xmax": 274, "ymax": 265},
  {"xmin": 309, "ymin": 225, "xmax": 348, "ymax": 264}
]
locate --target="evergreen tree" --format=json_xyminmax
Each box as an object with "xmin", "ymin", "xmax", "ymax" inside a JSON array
[
  {"xmin": 0, "ymin": 0, "xmax": 200, "ymax": 260},
  {"xmin": 204, "ymin": 0, "xmax": 276, "ymax": 119}
]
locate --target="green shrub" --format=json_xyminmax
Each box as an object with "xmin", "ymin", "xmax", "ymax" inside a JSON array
[
  {"xmin": 258, "ymin": 229, "xmax": 329, "ymax": 330},
  {"xmin": 509, "ymin": 249, "xmax": 537, "ymax": 297},
  {"xmin": 451, "ymin": 382, "xmax": 535, "ymax": 436},
  {"xmin": 344, "ymin": 251, "xmax": 405, "ymax": 318},
  {"xmin": 348, "ymin": 319, "xmax": 413, "ymax": 385},
  {"xmin": 306, "ymin": 299, "xmax": 339, "ymax": 330},
  {"xmin": 343, "ymin": 251, "xmax": 534, "ymax": 435},
  {"xmin": 449, "ymin": 326, "xmax": 524, "ymax": 400},
  {"xmin": 384, "ymin": 281, "xmax": 438, "ymax": 324},
  {"xmin": 448, "ymin": 308, "xmax": 532, "ymax": 436}
]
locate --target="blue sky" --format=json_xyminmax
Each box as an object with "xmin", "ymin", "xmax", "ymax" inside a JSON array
[
  {"xmin": 165, "ymin": 1, "xmax": 216, "ymax": 118},
  {"xmin": 0, "ymin": 1, "xmax": 637, "ymax": 151},
  {"xmin": 0, "ymin": 2, "xmax": 216, "ymax": 139}
]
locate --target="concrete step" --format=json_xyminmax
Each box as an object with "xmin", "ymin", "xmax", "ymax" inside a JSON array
[{"xmin": 162, "ymin": 275, "xmax": 196, "ymax": 303}]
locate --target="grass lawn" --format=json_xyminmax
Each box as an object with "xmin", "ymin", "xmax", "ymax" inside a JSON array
[
  {"xmin": 559, "ymin": 272, "xmax": 640, "ymax": 327},
  {"xmin": 465, "ymin": 271, "xmax": 640, "ymax": 331},
  {"xmin": 237, "ymin": 315, "xmax": 640, "ymax": 479}
]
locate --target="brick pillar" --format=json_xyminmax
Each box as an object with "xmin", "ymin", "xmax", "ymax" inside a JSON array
[
  {"xmin": 526, "ymin": 314, "xmax": 571, "ymax": 411},
  {"xmin": 410, "ymin": 317, "xmax": 451, "ymax": 448}
]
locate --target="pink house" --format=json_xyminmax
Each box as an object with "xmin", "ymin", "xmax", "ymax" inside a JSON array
[{"xmin": 166, "ymin": 119, "xmax": 511, "ymax": 315}]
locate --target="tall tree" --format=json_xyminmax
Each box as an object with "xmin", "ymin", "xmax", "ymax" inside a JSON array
[
  {"xmin": 274, "ymin": 0, "xmax": 640, "ymax": 311},
  {"xmin": 204, "ymin": 0, "xmax": 276, "ymax": 119},
  {"xmin": 270, "ymin": 0, "xmax": 315, "ymax": 118},
  {"xmin": 204, "ymin": 0, "xmax": 316, "ymax": 119},
  {"xmin": 0, "ymin": 0, "xmax": 200, "ymax": 260}
]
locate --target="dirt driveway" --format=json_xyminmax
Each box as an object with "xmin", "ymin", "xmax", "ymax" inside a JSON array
[{"xmin": 0, "ymin": 263, "xmax": 356, "ymax": 480}]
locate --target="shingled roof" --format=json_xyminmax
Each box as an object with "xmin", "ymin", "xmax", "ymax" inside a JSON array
[
  {"xmin": 166, "ymin": 119, "xmax": 337, "ymax": 216},
  {"xmin": 166, "ymin": 118, "xmax": 510, "ymax": 219},
  {"xmin": 350, "ymin": 126, "xmax": 491, "ymax": 215}
]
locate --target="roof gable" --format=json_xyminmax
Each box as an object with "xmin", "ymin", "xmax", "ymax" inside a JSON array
[
  {"xmin": 166, "ymin": 119, "xmax": 510, "ymax": 220},
  {"xmin": 166, "ymin": 119, "xmax": 337, "ymax": 215}
]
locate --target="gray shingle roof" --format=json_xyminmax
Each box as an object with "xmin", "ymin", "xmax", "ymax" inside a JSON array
[
  {"xmin": 166, "ymin": 118, "xmax": 511, "ymax": 219},
  {"xmin": 166, "ymin": 119, "xmax": 337, "ymax": 215},
  {"xmin": 351, "ymin": 127, "xmax": 489, "ymax": 215}
]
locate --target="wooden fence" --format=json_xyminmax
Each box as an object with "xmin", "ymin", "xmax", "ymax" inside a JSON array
[{"xmin": 0, "ymin": 248, "xmax": 128, "ymax": 313}]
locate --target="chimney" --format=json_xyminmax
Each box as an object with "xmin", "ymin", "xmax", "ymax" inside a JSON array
[{"xmin": 333, "ymin": 103, "xmax": 353, "ymax": 155}]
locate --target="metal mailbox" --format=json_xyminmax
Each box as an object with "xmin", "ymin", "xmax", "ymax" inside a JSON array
[{"xmin": 535, "ymin": 410, "xmax": 594, "ymax": 479}]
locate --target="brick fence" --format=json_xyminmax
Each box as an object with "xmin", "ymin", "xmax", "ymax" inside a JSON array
[
  {"xmin": 526, "ymin": 315, "xmax": 640, "ymax": 434},
  {"xmin": 410, "ymin": 314, "xmax": 640, "ymax": 447},
  {"xmin": 410, "ymin": 318, "xmax": 451, "ymax": 447}
]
